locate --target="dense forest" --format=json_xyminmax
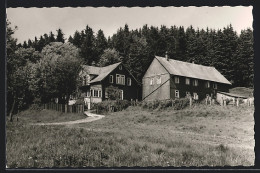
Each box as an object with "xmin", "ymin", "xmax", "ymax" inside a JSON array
[{"xmin": 7, "ymin": 19, "xmax": 253, "ymax": 118}]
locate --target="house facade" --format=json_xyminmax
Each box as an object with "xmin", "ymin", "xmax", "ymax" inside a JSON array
[
  {"xmin": 142, "ymin": 56, "xmax": 232, "ymax": 101},
  {"xmin": 78, "ymin": 62, "xmax": 141, "ymax": 109}
]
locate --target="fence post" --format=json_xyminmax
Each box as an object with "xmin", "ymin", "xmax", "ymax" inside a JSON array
[{"xmin": 189, "ymin": 97, "xmax": 192, "ymax": 107}]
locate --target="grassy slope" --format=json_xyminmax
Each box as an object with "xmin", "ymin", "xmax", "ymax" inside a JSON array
[
  {"xmin": 6, "ymin": 104, "xmax": 254, "ymax": 167},
  {"xmin": 16, "ymin": 109, "xmax": 86, "ymax": 123}
]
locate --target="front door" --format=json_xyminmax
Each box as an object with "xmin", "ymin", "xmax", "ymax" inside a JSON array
[
  {"xmin": 84, "ymin": 97, "xmax": 91, "ymax": 110},
  {"xmin": 119, "ymin": 90, "xmax": 124, "ymax": 100}
]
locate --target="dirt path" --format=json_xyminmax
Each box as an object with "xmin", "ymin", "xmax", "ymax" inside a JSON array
[{"xmin": 31, "ymin": 111, "xmax": 105, "ymax": 126}]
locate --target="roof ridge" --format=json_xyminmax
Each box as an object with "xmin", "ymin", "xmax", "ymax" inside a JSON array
[{"xmin": 155, "ymin": 56, "xmax": 215, "ymax": 68}]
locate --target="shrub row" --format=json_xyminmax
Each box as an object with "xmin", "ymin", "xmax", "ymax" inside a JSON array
[
  {"xmin": 94, "ymin": 100, "xmax": 131, "ymax": 114},
  {"xmin": 141, "ymin": 98, "xmax": 190, "ymax": 110}
]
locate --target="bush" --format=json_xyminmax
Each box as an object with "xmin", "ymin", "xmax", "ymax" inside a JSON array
[
  {"xmin": 29, "ymin": 104, "xmax": 43, "ymax": 111},
  {"xmin": 141, "ymin": 98, "xmax": 190, "ymax": 110},
  {"xmin": 172, "ymin": 98, "xmax": 190, "ymax": 110},
  {"xmin": 94, "ymin": 100, "xmax": 131, "ymax": 114}
]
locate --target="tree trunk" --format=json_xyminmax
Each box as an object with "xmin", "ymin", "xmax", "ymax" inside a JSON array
[{"xmin": 9, "ymin": 98, "xmax": 16, "ymax": 122}]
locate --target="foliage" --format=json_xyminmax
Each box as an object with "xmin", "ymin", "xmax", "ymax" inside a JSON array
[
  {"xmin": 7, "ymin": 20, "xmax": 254, "ymax": 116},
  {"xmin": 104, "ymin": 85, "xmax": 122, "ymax": 100},
  {"xmin": 94, "ymin": 100, "xmax": 131, "ymax": 114},
  {"xmin": 97, "ymin": 48, "xmax": 122, "ymax": 67},
  {"xmin": 141, "ymin": 98, "xmax": 190, "ymax": 110},
  {"xmin": 20, "ymin": 23, "xmax": 254, "ymax": 87},
  {"xmin": 29, "ymin": 42, "xmax": 82, "ymax": 104}
]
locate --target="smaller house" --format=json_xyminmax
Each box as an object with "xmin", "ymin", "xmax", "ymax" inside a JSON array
[
  {"xmin": 78, "ymin": 62, "xmax": 141, "ymax": 109},
  {"xmin": 216, "ymin": 91, "xmax": 253, "ymax": 105}
]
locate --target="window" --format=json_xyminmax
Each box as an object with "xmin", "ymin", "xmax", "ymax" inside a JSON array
[
  {"xmin": 94, "ymin": 90, "xmax": 98, "ymax": 97},
  {"xmin": 193, "ymin": 79, "xmax": 198, "ymax": 86},
  {"xmin": 156, "ymin": 76, "xmax": 161, "ymax": 84},
  {"xmin": 109, "ymin": 75, "xmax": 113, "ymax": 83},
  {"xmin": 174, "ymin": 76, "xmax": 179, "ymax": 84},
  {"xmin": 119, "ymin": 65, "xmax": 122, "ymax": 70},
  {"xmin": 193, "ymin": 92, "xmax": 198, "ymax": 100},
  {"xmin": 116, "ymin": 74, "xmax": 125, "ymax": 85},
  {"xmin": 98, "ymin": 90, "xmax": 102, "ymax": 98},
  {"xmin": 127, "ymin": 78, "xmax": 132, "ymax": 86},
  {"xmin": 105, "ymin": 91, "xmax": 109, "ymax": 99},
  {"xmin": 87, "ymin": 91, "xmax": 90, "ymax": 97},
  {"xmin": 213, "ymin": 83, "xmax": 217, "ymax": 89},
  {"xmin": 186, "ymin": 91, "xmax": 190, "ymax": 97},
  {"xmin": 185, "ymin": 78, "xmax": 190, "ymax": 85},
  {"xmin": 175, "ymin": 90, "xmax": 180, "ymax": 98},
  {"xmin": 206, "ymin": 81, "xmax": 210, "ymax": 88},
  {"xmin": 150, "ymin": 77, "xmax": 154, "ymax": 85}
]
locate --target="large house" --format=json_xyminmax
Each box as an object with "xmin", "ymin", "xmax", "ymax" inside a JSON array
[
  {"xmin": 78, "ymin": 62, "xmax": 141, "ymax": 109},
  {"xmin": 142, "ymin": 55, "xmax": 232, "ymax": 101}
]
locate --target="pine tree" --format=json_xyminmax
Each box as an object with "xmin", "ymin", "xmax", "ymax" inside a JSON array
[
  {"xmin": 95, "ymin": 29, "xmax": 108, "ymax": 62},
  {"xmin": 79, "ymin": 25, "xmax": 96, "ymax": 65},
  {"xmin": 37, "ymin": 35, "xmax": 45, "ymax": 52},
  {"xmin": 186, "ymin": 26, "xmax": 197, "ymax": 63},
  {"xmin": 49, "ymin": 31, "xmax": 55, "ymax": 42},
  {"xmin": 71, "ymin": 30, "xmax": 82, "ymax": 48},
  {"xmin": 22, "ymin": 41, "xmax": 28, "ymax": 48},
  {"xmin": 27, "ymin": 39, "xmax": 33, "ymax": 48},
  {"xmin": 56, "ymin": 28, "xmax": 65, "ymax": 43},
  {"xmin": 235, "ymin": 29, "xmax": 253, "ymax": 87},
  {"xmin": 177, "ymin": 26, "xmax": 187, "ymax": 61},
  {"xmin": 43, "ymin": 33, "xmax": 49, "ymax": 45}
]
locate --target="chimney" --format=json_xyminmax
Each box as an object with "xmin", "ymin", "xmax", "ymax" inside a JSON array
[
  {"xmin": 192, "ymin": 61, "xmax": 195, "ymax": 64},
  {"xmin": 165, "ymin": 51, "xmax": 169, "ymax": 61}
]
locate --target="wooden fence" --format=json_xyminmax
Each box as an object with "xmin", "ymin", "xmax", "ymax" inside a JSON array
[{"xmin": 43, "ymin": 103, "xmax": 85, "ymax": 114}]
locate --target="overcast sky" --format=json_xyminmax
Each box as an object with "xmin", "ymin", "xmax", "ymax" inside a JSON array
[{"xmin": 7, "ymin": 6, "xmax": 253, "ymax": 44}]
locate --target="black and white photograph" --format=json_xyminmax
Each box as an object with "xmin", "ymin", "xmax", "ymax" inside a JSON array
[{"xmin": 5, "ymin": 6, "xmax": 254, "ymax": 168}]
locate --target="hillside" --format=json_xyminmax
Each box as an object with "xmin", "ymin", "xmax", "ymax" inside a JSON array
[{"xmin": 6, "ymin": 104, "xmax": 254, "ymax": 167}]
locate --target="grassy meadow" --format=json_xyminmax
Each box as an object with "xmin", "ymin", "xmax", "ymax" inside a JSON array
[{"xmin": 6, "ymin": 103, "xmax": 254, "ymax": 167}]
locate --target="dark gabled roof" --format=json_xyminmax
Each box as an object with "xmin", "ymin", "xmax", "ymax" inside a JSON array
[
  {"xmin": 155, "ymin": 56, "xmax": 232, "ymax": 85},
  {"xmin": 82, "ymin": 62, "xmax": 121, "ymax": 84}
]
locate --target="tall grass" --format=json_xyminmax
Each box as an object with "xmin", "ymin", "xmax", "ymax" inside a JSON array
[
  {"xmin": 14, "ymin": 109, "xmax": 86, "ymax": 124},
  {"xmin": 6, "ymin": 103, "xmax": 254, "ymax": 167},
  {"xmin": 6, "ymin": 122, "xmax": 252, "ymax": 168}
]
